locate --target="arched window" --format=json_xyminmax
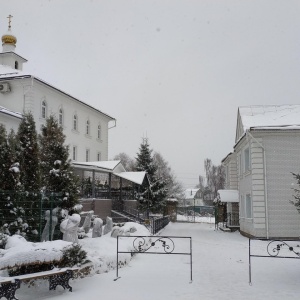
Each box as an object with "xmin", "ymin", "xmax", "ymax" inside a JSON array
[
  {"xmin": 59, "ymin": 108, "xmax": 63, "ymax": 126},
  {"xmin": 15, "ymin": 61, "xmax": 18, "ymax": 70},
  {"xmin": 97, "ymin": 125, "xmax": 101, "ymax": 139},
  {"xmin": 42, "ymin": 100, "xmax": 47, "ymax": 119},
  {"xmin": 86, "ymin": 120, "xmax": 90, "ymax": 135},
  {"xmin": 73, "ymin": 114, "xmax": 78, "ymax": 130}
]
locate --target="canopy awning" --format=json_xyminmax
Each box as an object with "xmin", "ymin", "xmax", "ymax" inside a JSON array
[
  {"xmin": 217, "ymin": 190, "xmax": 239, "ymax": 203},
  {"xmin": 72, "ymin": 161, "xmax": 148, "ymax": 186},
  {"xmin": 72, "ymin": 160, "xmax": 126, "ymax": 174},
  {"xmin": 113, "ymin": 171, "xmax": 148, "ymax": 185}
]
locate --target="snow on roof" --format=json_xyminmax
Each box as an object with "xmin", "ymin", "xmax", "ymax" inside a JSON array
[
  {"xmin": 217, "ymin": 190, "xmax": 239, "ymax": 203},
  {"xmin": 114, "ymin": 171, "xmax": 147, "ymax": 185},
  {"xmin": 184, "ymin": 189, "xmax": 200, "ymax": 199},
  {"xmin": 0, "ymin": 65, "xmax": 115, "ymax": 121},
  {"xmin": 72, "ymin": 160, "xmax": 126, "ymax": 173},
  {"xmin": 0, "ymin": 106, "xmax": 22, "ymax": 119},
  {"xmin": 239, "ymin": 105, "xmax": 300, "ymax": 131}
]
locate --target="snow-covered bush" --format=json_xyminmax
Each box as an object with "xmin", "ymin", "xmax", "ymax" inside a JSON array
[{"xmin": 57, "ymin": 243, "xmax": 89, "ymax": 268}]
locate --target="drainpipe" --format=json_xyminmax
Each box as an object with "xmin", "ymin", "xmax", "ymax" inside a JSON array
[{"xmin": 246, "ymin": 130, "xmax": 269, "ymax": 239}]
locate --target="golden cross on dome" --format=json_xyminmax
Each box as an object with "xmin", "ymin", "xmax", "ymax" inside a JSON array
[{"xmin": 7, "ymin": 14, "xmax": 13, "ymax": 29}]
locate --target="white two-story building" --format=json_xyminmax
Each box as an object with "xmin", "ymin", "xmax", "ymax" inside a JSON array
[{"xmin": 0, "ymin": 23, "xmax": 115, "ymax": 162}]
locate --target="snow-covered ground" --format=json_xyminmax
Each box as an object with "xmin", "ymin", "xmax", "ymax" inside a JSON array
[{"xmin": 4, "ymin": 222, "xmax": 300, "ymax": 299}]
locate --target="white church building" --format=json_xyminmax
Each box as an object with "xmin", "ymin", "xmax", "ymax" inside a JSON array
[
  {"xmin": 0, "ymin": 19, "xmax": 149, "ymax": 221},
  {"xmin": 0, "ymin": 20, "xmax": 115, "ymax": 162}
]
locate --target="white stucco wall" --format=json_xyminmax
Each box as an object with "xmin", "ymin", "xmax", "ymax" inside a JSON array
[
  {"xmin": 0, "ymin": 77, "xmax": 113, "ymax": 161},
  {"xmin": 264, "ymin": 132, "xmax": 300, "ymax": 238}
]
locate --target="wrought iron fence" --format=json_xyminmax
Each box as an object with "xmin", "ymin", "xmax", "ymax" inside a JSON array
[
  {"xmin": 115, "ymin": 235, "xmax": 192, "ymax": 282},
  {"xmin": 151, "ymin": 216, "xmax": 170, "ymax": 234},
  {"xmin": 248, "ymin": 238, "xmax": 300, "ymax": 285}
]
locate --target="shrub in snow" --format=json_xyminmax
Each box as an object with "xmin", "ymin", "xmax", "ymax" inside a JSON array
[{"xmin": 57, "ymin": 243, "xmax": 89, "ymax": 268}]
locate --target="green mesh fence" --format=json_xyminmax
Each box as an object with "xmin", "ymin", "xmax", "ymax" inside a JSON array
[{"xmin": 0, "ymin": 191, "xmax": 63, "ymax": 243}]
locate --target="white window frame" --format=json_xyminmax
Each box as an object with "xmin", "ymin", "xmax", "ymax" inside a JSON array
[
  {"xmin": 73, "ymin": 114, "xmax": 78, "ymax": 131},
  {"xmin": 59, "ymin": 108, "xmax": 64, "ymax": 126},
  {"xmin": 86, "ymin": 149, "xmax": 90, "ymax": 162},
  {"xmin": 244, "ymin": 146, "xmax": 251, "ymax": 173},
  {"xmin": 238, "ymin": 153, "xmax": 242, "ymax": 177},
  {"xmin": 72, "ymin": 146, "xmax": 77, "ymax": 161},
  {"xmin": 245, "ymin": 193, "xmax": 252, "ymax": 219},
  {"xmin": 97, "ymin": 124, "xmax": 101, "ymax": 140},
  {"xmin": 41, "ymin": 100, "xmax": 47, "ymax": 119},
  {"xmin": 86, "ymin": 120, "xmax": 90, "ymax": 135},
  {"xmin": 97, "ymin": 152, "xmax": 101, "ymax": 161}
]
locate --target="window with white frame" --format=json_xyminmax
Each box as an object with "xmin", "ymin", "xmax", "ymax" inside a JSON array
[
  {"xmin": 244, "ymin": 147, "xmax": 251, "ymax": 172},
  {"xmin": 97, "ymin": 152, "xmax": 101, "ymax": 161},
  {"xmin": 225, "ymin": 165, "xmax": 229, "ymax": 185},
  {"xmin": 73, "ymin": 114, "xmax": 78, "ymax": 131},
  {"xmin": 238, "ymin": 154, "xmax": 242, "ymax": 176},
  {"xmin": 59, "ymin": 108, "xmax": 63, "ymax": 126},
  {"xmin": 97, "ymin": 124, "xmax": 101, "ymax": 140},
  {"xmin": 41, "ymin": 100, "xmax": 47, "ymax": 119},
  {"xmin": 72, "ymin": 146, "xmax": 77, "ymax": 161},
  {"xmin": 86, "ymin": 120, "xmax": 90, "ymax": 135},
  {"xmin": 245, "ymin": 193, "xmax": 252, "ymax": 218},
  {"xmin": 240, "ymin": 195, "xmax": 244, "ymax": 217},
  {"xmin": 86, "ymin": 149, "xmax": 90, "ymax": 162}
]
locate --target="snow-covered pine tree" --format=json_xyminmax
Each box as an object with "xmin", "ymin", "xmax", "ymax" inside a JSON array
[
  {"xmin": 135, "ymin": 139, "xmax": 168, "ymax": 213},
  {"xmin": 0, "ymin": 126, "xmax": 25, "ymax": 236},
  {"xmin": 0, "ymin": 125, "xmax": 13, "ymax": 190},
  {"xmin": 39, "ymin": 115, "xmax": 79, "ymax": 211},
  {"xmin": 17, "ymin": 113, "xmax": 41, "ymax": 240}
]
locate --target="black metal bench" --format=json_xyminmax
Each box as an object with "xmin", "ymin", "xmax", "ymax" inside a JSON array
[{"xmin": 0, "ymin": 267, "xmax": 79, "ymax": 300}]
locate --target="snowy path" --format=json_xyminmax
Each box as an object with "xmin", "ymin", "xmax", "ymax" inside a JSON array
[{"xmin": 18, "ymin": 223, "xmax": 299, "ymax": 299}]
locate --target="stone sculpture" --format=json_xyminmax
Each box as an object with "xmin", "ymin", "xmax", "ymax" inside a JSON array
[
  {"xmin": 41, "ymin": 208, "xmax": 58, "ymax": 242},
  {"xmin": 60, "ymin": 214, "xmax": 81, "ymax": 243},
  {"xmin": 103, "ymin": 216, "xmax": 113, "ymax": 235},
  {"xmin": 92, "ymin": 217, "xmax": 103, "ymax": 238},
  {"xmin": 82, "ymin": 210, "xmax": 94, "ymax": 234}
]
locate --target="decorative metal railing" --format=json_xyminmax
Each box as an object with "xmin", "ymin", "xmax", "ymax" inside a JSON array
[
  {"xmin": 115, "ymin": 235, "xmax": 192, "ymax": 282},
  {"xmin": 248, "ymin": 238, "xmax": 300, "ymax": 285},
  {"xmin": 151, "ymin": 216, "xmax": 170, "ymax": 234}
]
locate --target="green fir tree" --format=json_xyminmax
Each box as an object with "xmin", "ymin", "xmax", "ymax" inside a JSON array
[
  {"xmin": 17, "ymin": 113, "xmax": 41, "ymax": 240},
  {"xmin": 135, "ymin": 139, "xmax": 168, "ymax": 213},
  {"xmin": 0, "ymin": 125, "xmax": 25, "ymax": 236},
  {"xmin": 39, "ymin": 115, "xmax": 79, "ymax": 211}
]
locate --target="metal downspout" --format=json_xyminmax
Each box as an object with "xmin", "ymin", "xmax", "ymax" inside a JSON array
[{"xmin": 246, "ymin": 130, "xmax": 269, "ymax": 239}]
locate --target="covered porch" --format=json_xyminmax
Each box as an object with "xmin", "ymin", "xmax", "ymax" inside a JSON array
[{"xmin": 72, "ymin": 161, "xmax": 149, "ymax": 220}]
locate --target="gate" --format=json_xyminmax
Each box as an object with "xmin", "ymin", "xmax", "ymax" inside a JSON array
[
  {"xmin": 115, "ymin": 235, "xmax": 192, "ymax": 282},
  {"xmin": 177, "ymin": 205, "xmax": 214, "ymax": 223}
]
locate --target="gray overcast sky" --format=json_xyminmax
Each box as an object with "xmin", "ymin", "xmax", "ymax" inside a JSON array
[{"xmin": 1, "ymin": 0, "xmax": 300, "ymax": 188}]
